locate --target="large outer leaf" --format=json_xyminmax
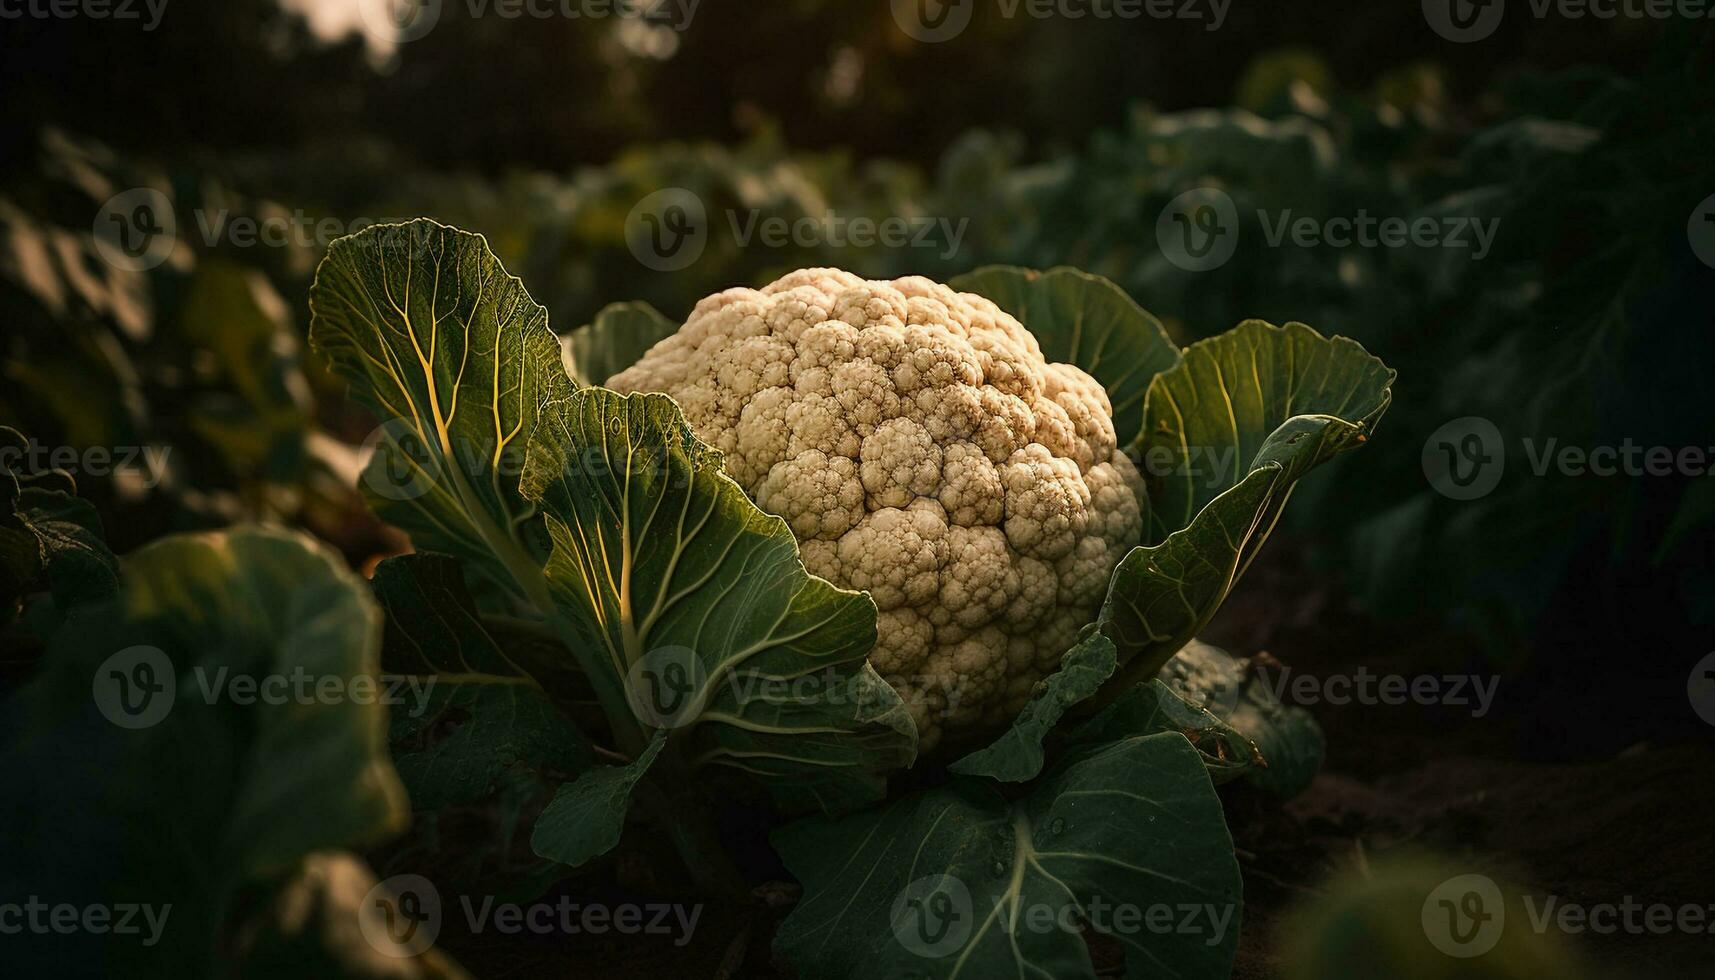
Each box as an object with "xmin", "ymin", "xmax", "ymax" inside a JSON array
[
  {"xmin": 521, "ymin": 387, "xmax": 916, "ymax": 814},
  {"xmin": 1133, "ymin": 319, "xmax": 1395, "ymax": 543},
  {"xmin": 0, "ymin": 526, "xmax": 413, "ymax": 976},
  {"xmin": 950, "ymin": 265, "xmax": 1182, "ymax": 446},
  {"xmin": 1102, "ymin": 321, "xmax": 1394, "ymax": 680},
  {"xmin": 308, "ymin": 220, "xmax": 573, "ymax": 601},
  {"xmin": 373, "ymin": 554, "xmax": 591, "ymax": 811},
  {"xmin": 774, "ymin": 732, "xmax": 1241, "ymax": 980},
  {"xmin": 561, "ymin": 301, "xmax": 680, "ymax": 387}
]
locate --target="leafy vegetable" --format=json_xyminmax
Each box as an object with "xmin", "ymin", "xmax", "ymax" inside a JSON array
[
  {"xmin": 521, "ymin": 386, "xmax": 916, "ymax": 812},
  {"xmin": 774, "ymin": 732, "xmax": 1241, "ymax": 979}
]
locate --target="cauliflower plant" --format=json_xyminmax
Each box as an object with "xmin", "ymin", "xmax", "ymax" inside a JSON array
[{"xmin": 608, "ymin": 269, "xmax": 1143, "ymax": 750}]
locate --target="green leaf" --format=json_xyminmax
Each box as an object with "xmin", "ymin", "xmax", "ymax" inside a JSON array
[
  {"xmin": 1158, "ymin": 640, "xmax": 1324, "ymax": 797},
  {"xmin": 1132, "ymin": 320, "xmax": 1394, "ymax": 543},
  {"xmin": 950, "ymin": 266, "xmax": 1182, "ymax": 446},
  {"xmin": 177, "ymin": 261, "xmax": 312, "ymax": 479},
  {"xmin": 1069, "ymin": 678, "xmax": 1261, "ymax": 786},
  {"xmin": 948, "ymin": 629, "xmax": 1115, "ymax": 782},
  {"xmin": 0, "ymin": 526, "xmax": 409, "ymax": 975},
  {"xmin": 308, "ymin": 220, "xmax": 574, "ymax": 601},
  {"xmin": 1101, "ymin": 321, "xmax": 1394, "ymax": 679},
  {"xmin": 530, "ymin": 730, "xmax": 667, "ymax": 868},
  {"xmin": 951, "ymin": 628, "xmax": 1263, "ymax": 786},
  {"xmin": 521, "ymin": 387, "xmax": 916, "ymax": 813},
  {"xmin": 372, "ymin": 554, "xmax": 592, "ymax": 812},
  {"xmin": 1, "ymin": 425, "xmax": 119, "ymax": 620},
  {"xmin": 561, "ymin": 301, "xmax": 680, "ymax": 387},
  {"xmin": 774, "ymin": 732, "xmax": 1241, "ymax": 980}
]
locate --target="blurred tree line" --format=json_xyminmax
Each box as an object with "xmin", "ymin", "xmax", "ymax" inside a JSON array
[{"xmin": 0, "ymin": 0, "xmax": 1667, "ymax": 173}]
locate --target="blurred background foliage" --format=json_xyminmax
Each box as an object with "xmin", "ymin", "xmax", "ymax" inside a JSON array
[{"xmin": 1, "ymin": 4, "xmax": 1712, "ymax": 756}]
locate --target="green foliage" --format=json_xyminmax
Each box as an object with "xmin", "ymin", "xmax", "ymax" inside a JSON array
[
  {"xmin": 522, "ymin": 386, "xmax": 917, "ymax": 812},
  {"xmin": 0, "ymin": 525, "xmax": 423, "ymax": 976},
  {"xmin": 774, "ymin": 733, "xmax": 1242, "ymax": 979}
]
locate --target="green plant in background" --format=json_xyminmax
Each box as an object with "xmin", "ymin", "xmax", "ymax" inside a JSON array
[{"xmin": 0, "ymin": 511, "xmax": 463, "ymax": 975}]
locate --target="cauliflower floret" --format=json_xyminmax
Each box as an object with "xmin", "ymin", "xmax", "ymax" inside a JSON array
[{"xmin": 608, "ymin": 269, "xmax": 1145, "ymax": 751}]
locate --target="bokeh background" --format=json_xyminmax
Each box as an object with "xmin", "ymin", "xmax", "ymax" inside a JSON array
[{"xmin": 3, "ymin": 3, "xmax": 1713, "ymax": 975}]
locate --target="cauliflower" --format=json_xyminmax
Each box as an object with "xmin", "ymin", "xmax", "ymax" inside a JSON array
[{"xmin": 608, "ymin": 269, "xmax": 1143, "ymax": 750}]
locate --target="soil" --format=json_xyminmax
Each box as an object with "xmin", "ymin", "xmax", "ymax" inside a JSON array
[{"xmin": 434, "ymin": 539, "xmax": 1715, "ymax": 979}]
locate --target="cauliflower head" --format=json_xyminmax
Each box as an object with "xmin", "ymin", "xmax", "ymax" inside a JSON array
[{"xmin": 607, "ymin": 269, "xmax": 1143, "ymax": 750}]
